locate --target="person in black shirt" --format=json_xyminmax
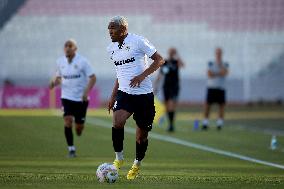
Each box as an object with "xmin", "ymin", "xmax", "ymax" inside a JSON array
[{"xmin": 154, "ymin": 48, "xmax": 184, "ymax": 132}]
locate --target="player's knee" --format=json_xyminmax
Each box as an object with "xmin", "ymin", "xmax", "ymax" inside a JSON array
[
  {"xmin": 113, "ymin": 118, "xmax": 126, "ymax": 129},
  {"xmin": 136, "ymin": 136, "xmax": 147, "ymax": 144},
  {"xmin": 64, "ymin": 123, "xmax": 72, "ymax": 128},
  {"xmin": 75, "ymin": 124, "xmax": 84, "ymax": 136},
  {"xmin": 64, "ymin": 117, "xmax": 73, "ymax": 128},
  {"xmin": 113, "ymin": 122, "xmax": 124, "ymax": 129},
  {"xmin": 136, "ymin": 131, "xmax": 148, "ymax": 144}
]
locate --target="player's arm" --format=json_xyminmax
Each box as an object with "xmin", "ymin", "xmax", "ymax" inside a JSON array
[
  {"xmin": 208, "ymin": 66, "xmax": 229, "ymax": 78},
  {"xmin": 219, "ymin": 66, "xmax": 229, "ymax": 76},
  {"xmin": 50, "ymin": 61, "xmax": 62, "ymax": 89},
  {"xmin": 49, "ymin": 77, "xmax": 61, "ymax": 89},
  {"xmin": 208, "ymin": 70, "xmax": 216, "ymax": 78},
  {"xmin": 153, "ymin": 72, "xmax": 162, "ymax": 95},
  {"xmin": 176, "ymin": 52, "xmax": 185, "ymax": 68},
  {"xmin": 130, "ymin": 52, "xmax": 165, "ymax": 88},
  {"xmin": 82, "ymin": 74, "xmax": 96, "ymax": 101},
  {"xmin": 207, "ymin": 62, "xmax": 218, "ymax": 78},
  {"xmin": 177, "ymin": 58, "xmax": 185, "ymax": 68},
  {"xmin": 108, "ymin": 78, "xmax": 119, "ymax": 113},
  {"xmin": 208, "ymin": 70, "xmax": 224, "ymax": 77}
]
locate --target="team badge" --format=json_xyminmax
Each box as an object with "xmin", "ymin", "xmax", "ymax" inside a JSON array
[{"xmin": 125, "ymin": 46, "xmax": 130, "ymax": 51}]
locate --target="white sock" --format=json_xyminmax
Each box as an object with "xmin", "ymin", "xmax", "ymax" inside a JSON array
[
  {"xmin": 203, "ymin": 119, "xmax": 209, "ymax": 126},
  {"xmin": 115, "ymin": 151, "xmax": 124, "ymax": 160},
  {"xmin": 68, "ymin": 146, "xmax": 75, "ymax": 151},
  {"xmin": 217, "ymin": 119, "xmax": 224, "ymax": 126},
  {"xmin": 134, "ymin": 159, "xmax": 141, "ymax": 166}
]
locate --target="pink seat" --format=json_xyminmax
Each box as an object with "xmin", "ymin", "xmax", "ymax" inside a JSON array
[{"xmin": 18, "ymin": 0, "xmax": 284, "ymax": 32}]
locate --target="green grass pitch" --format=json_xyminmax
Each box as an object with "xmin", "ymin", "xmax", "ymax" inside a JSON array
[{"xmin": 0, "ymin": 106, "xmax": 284, "ymax": 189}]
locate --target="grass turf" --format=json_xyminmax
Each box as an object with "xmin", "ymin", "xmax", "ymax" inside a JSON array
[{"xmin": 0, "ymin": 106, "xmax": 284, "ymax": 189}]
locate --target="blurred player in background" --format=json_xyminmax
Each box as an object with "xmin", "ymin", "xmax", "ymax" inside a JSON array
[
  {"xmin": 107, "ymin": 16, "xmax": 164, "ymax": 179},
  {"xmin": 202, "ymin": 47, "xmax": 229, "ymax": 130},
  {"xmin": 154, "ymin": 48, "xmax": 184, "ymax": 132},
  {"xmin": 49, "ymin": 39, "xmax": 96, "ymax": 157}
]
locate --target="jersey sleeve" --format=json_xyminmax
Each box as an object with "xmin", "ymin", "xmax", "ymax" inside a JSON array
[
  {"xmin": 208, "ymin": 61, "xmax": 214, "ymax": 71},
  {"xmin": 106, "ymin": 44, "xmax": 114, "ymax": 60},
  {"xmin": 138, "ymin": 37, "xmax": 157, "ymax": 57},
  {"xmin": 224, "ymin": 62, "xmax": 229, "ymax": 69},
  {"xmin": 55, "ymin": 60, "xmax": 61, "ymax": 77},
  {"xmin": 83, "ymin": 59, "xmax": 95, "ymax": 77}
]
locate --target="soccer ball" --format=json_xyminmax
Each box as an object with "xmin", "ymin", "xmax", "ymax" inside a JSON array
[{"xmin": 96, "ymin": 163, "xmax": 118, "ymax": 183}]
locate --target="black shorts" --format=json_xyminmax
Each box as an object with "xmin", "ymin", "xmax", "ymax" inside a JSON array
[
  {"xmin": 163, "ymin": 85, "xmax": 179, "ymax": 101},
  {"xmin": 206, "ymin": 88, "xmax": 226, "ymax": 104},
  {"xmin": 61, "ymin": 98, "xmax": 89, "ymax": 124},
  {"xmin": 113, "ymin": 90, "xmax": 155, "ymax": 131}
]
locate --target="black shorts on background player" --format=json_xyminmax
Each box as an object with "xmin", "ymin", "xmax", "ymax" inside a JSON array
[
  {"xmin": 163, "ymin": 85, "xmax": 179, "ymax": 101},
  {"xmin": 113, "ymin": 90, "xmax": 155, "ymax": 131},
  {"xmin": 61, "ymin": 98, "xmax": 89, "ymax": 124},
  {"xmin": 206, "ymin": 88, "xmax": 226, "ymax": 104}
]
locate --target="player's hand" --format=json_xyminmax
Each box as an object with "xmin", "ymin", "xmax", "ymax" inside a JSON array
[
  {"xmin": 49, "ymin": 80, "xmax": 55, "ymax": 89},
  {"xmin": 220, "ymin": 68, "xmax": 227, "ymax": 76},
  {"xmin": 129, "ymin": 74, "xmax": 145, "ymax": 88},
  {"xmin": 208, "ymin": 71, "xmax": 216, "ymax": 78},
  {"xmin": 49, "ymin": 77, "xmax": 61, "ymax": 89},
  {"xmin": 108, "ymin": 97, "xmax": 115, "ymax": 114},
  {"xmin": 82, "ymin": 92, "xmax": 88, "ymax": 102}
]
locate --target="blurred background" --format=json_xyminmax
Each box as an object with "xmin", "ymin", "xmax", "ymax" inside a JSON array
[
  {"xmin": 0, "ymin": 0, "xmax": 284, "ymax": 108},
  {"xmin": 0, "ymin": 2, "xmax": 284, "ymax": 188}
]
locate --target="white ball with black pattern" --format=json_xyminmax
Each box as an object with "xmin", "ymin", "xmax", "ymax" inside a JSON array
[{"xmin": 96, "ymin": 163, "xmax": 118, "ymax": 183}]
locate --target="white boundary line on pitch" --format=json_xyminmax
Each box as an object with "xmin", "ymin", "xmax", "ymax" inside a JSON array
[{"xmin": 87, "ymin": 117, "xmax": 284, "ymax": 170}]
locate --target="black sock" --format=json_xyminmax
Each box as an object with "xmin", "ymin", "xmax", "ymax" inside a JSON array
[
  {"xmin": 112, "ymin": 127, "xmax": 124, "ymax": 152},
  {"xmin": 64, "ymin": 127, "xmax": 73, "ymax": 147},
  {"xmin": 136, "ymin": 140, "xmax": 148, "ymax": 161},
  {"xmin": 168, "ymin": 111, "xmax": 175, "ymax": 126}
]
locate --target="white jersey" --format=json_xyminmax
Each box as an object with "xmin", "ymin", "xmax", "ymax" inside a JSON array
[
  {"xmin": 207, "ymin": 61, "xmax": 229, "ymax": 90},
  {"xmin": 107, "ymin": 33, "xmax": 156, "ymax": 95},
  {"xmin": 56, "ymin": 53, "xmax": 94, "ymax": 101}
]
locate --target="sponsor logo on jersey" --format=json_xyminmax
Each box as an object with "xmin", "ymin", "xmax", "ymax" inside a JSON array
[
  {"xmin": 62, "ymin": 74, "xmax": 81, "ymax": 79},
  {"xmin": 114, "ymin": 57, "xmax": 135, "ymax": 66}
]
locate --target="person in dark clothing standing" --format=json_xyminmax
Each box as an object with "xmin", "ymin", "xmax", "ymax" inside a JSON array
[
  {"xmin": 202, "ymin": 47, "xmax": 229, "ymax": 131},
  {"xmin": 154, "ymin": 48, "xmax": 184, "ymax": 132}
]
